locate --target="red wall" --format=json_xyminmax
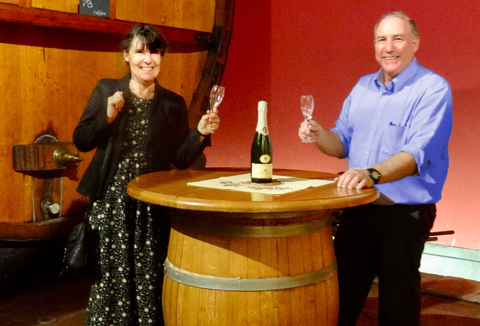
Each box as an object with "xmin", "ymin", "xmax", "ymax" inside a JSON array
[{"xmin": 203, "ymin": 0, "xmax": 480, "ymax": 250}]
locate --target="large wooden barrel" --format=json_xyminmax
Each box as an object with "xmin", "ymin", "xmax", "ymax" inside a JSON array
[
  {"xmin": 0, "ymin": 0, "xmax": 233, "ymax": 288},
  {"xmin": 163, "ymin": 210, "xmax": 339, "ymax": 326}
]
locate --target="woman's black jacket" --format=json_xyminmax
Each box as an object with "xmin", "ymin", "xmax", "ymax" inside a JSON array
[{"xmin": 73, "ymin": 74, "xmax": 209, "ymax": 198}]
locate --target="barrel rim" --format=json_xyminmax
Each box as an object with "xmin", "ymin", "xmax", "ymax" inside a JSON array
[{"xmin": 171, "ymin": 212, "xmax": 333, "ymax": 238}]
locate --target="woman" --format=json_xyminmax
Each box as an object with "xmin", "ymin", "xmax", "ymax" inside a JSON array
[{"xmin": 73, "ymin": 24, "xmax": 220, "ymax": 325}]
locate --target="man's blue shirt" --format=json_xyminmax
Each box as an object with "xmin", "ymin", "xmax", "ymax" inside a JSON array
[{"xmin": 332, "ymin": 59, "xmax": 453, "ymax": 204}]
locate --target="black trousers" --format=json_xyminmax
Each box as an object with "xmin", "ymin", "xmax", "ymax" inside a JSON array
[{"xmin": 334, "ymin": 203, "xmax": 436, "ymax": 326}]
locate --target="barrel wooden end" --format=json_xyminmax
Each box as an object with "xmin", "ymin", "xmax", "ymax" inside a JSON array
[{"xmin": 162, "ymin": 210, "xmax": 339, "ymax": 326}]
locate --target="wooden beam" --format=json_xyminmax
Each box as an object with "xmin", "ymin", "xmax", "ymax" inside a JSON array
[{"xmin": 0, "ymin": 3, "xmax": 211, "ymax": 46}]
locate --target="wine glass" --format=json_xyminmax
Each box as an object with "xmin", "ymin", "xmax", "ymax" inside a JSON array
[
  {"xmin": 209, "ymin": 84, "xmax": 225, "ymax": 132},
  {"xmin": 300, "ymin": 95, "xmax": 315, "ymax": 143}
]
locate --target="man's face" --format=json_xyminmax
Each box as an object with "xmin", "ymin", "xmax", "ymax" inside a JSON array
[{"xmin": 374, "ymin": 17, "xmax": 420, "ymax": 85}]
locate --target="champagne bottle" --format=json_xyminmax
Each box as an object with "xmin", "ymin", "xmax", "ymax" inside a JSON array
[{"xmin": 251, "ymin": 101, "xmax": 273, "ymax": 183}]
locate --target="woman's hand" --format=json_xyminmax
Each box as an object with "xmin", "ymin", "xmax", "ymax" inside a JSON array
[
  {"xmin": 106, "ymin": 91, "xmax": 125, "ymax": 124},
  {"xmin": 197, "ymin": 108, "xmax": 220, "ymax": 136}
]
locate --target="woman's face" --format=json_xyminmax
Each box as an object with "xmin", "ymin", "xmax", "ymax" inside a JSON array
[{"xmin": 124, "ymin": 37, "xmax": 161, "ymax": 84}]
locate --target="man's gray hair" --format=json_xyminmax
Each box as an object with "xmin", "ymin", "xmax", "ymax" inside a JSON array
[{"xmin": 374, "ymin": 11, "xmax": 420, "ymax": 38}]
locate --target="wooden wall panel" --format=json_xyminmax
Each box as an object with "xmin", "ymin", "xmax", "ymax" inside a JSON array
[
  {"xmin": 32, "ymin": 0, "xmax": 78, "ymax": 13},
  {"xmin": 0, "ymin": 40, "xmax": 26, "ymax": 222},
  {"xmin": 0, "ymin": 23, "xmax": 120, "ymax": 223},
  {"xmin": 116, "ymin": 0, "xmax": 215, "ymax": 32},
  {"xmin": 0, "ymin": 21, "xmax": 208, "ymax": 224},
  {"xmin": 159, "ymin": 51, "xmax": 206, "ymax": 107},
  {"xmin": 0, "ymin": 0, "xmax": 20, "ymax": 5},
  {"xmin": 0, "ymin": 0, "xmax": 234, "ymax": 241}
]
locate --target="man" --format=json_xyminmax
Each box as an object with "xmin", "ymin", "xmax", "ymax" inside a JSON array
[{"xmin": 298, "ymin": 11, "xmax": 453, "ymax": 326}]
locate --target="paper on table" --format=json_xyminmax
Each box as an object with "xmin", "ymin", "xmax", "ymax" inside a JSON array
[{"xmin": 187, "ymin": 173, "xmax": 334, "ymax": 195}]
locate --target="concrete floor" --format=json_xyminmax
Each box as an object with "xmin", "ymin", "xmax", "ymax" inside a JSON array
[{"xmin": 0, "ymin": 273, "xmax": 479, "ymax": 326}]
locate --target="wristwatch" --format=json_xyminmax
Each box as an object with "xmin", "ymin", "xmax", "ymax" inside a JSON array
[{"xmin": 367, "ymin": 168, "xmax": 381, "ymax": 184}]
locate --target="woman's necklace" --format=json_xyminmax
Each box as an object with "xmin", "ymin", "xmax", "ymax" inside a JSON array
[{"xmin": 129, "ymin": 80, "xmax": 155, "ymax": 100}]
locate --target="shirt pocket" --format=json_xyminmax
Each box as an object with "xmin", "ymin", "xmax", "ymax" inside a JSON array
[{"xmin": 380, "ymin": 124, "xmax": 408, "ymax": 157}]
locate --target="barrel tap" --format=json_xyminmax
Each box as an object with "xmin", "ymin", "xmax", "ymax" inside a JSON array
[{"xmin": 52, "ymin": 145, "xmax": 83, "ymax": 168}]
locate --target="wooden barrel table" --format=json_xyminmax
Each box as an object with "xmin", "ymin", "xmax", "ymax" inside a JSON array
[{"xmin": 127, "ymin": 168, "xmax": 378, "ymax": 326}]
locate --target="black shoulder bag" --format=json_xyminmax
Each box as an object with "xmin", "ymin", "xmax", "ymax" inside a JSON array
[{"xmin": 60, "ymin": 210, "xmax": 94, "ymax": 275}]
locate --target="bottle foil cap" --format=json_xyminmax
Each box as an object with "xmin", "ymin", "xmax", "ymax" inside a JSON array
[{"xmin": 257, "ymin": 101, "xmax": 267, "ymax": 112}]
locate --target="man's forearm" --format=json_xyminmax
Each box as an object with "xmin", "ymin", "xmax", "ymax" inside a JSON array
[
  {"xmin": 371, "ymin": 151, "xmax": 418, "ymax": 184},
  {"xmin": 316, "ymin": 127, "xmax": 344, "ymax": 158}
]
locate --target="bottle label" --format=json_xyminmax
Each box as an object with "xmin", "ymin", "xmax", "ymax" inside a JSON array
[
  {"xmin": 251, "ymin": 163, "xmax": 273, "ymax": 179},
  {"xmin": 259, "ymin": 154, "xmax": 271, "ymax": 163}
]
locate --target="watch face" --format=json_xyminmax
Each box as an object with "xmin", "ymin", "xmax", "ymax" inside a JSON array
[{"xmin": 368, "ymin": 168, "xmax": 380, "ymax": 184}]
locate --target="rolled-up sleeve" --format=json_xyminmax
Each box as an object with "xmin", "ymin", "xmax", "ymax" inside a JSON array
[
  {"xmin": 398, "ymin": 80, "xmax": 453, "ymax": 176},
  {"xmin": 332, "ymin": 92, "xmax": 353, "ymax": 159}
]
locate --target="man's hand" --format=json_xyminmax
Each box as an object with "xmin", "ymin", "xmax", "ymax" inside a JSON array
[
  {"xmin": 298, "ymin": 120, "xmax": 320, "ymax": 143},
  {"xmin": 334, "ymin": 168, "xmax": 375, "ymax": 189}
]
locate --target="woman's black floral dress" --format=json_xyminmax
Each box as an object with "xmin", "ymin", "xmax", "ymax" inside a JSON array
[{"xmin": 86, "ymin": 93, "xmax": 170, "ymax": 326}]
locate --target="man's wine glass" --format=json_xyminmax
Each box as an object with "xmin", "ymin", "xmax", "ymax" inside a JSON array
[
  {"xmin": 208, "ymin": 85, "xmax": 225, "ymax": 132},
  {"xmin": 300, "ymin": 95, "xmax": 315, "ymax": 143}
]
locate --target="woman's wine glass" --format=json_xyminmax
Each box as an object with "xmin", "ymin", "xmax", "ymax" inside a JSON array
[
  {"xmin": 208, "ymin": 84, "xmax": 225, "ymax": 132},
  {"xmin": 300, "ymin": 95, "xmax": 315, "ymax": 143}
]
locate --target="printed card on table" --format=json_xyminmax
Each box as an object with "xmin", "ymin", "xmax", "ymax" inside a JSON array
[{"xmin": 187, "ymin": 173, "xmax": 334, "ymax": 195}]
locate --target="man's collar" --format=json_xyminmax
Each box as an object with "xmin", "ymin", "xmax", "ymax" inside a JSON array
[{"xmin": 374, "ymin": 59, "xmax": 419, "ymax": 93}]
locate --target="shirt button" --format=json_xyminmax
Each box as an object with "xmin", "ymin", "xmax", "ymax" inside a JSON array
[{"xmin": 364, "ymin": 151, "xmax": 368, "ymax": 154}]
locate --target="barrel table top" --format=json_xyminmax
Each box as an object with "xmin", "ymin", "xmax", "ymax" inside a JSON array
[{"xmin": 126, "ymin": 168, "xmax": 379, "ymax": 214}]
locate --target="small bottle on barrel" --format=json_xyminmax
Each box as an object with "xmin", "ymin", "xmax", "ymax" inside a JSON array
[{"xmin": 251, "ymin": 101, "xmax": 273, "ymax": 183}]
